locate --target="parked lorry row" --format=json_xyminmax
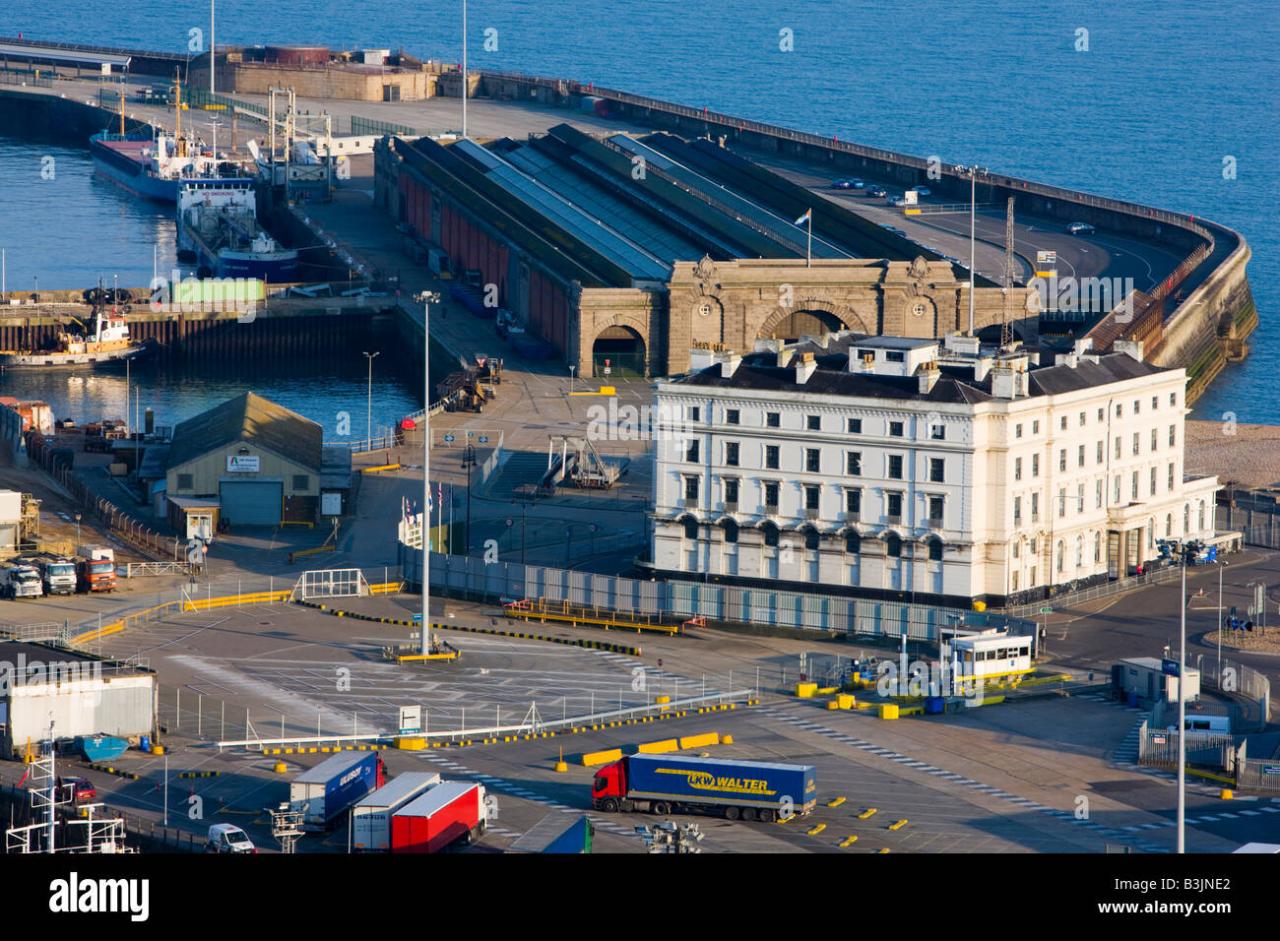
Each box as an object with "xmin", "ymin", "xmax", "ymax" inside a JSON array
[{"xmin": 1, "ymin": 545, "xmax": 116, "ymax": 599}]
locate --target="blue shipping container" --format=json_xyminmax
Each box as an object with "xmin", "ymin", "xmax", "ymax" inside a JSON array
[
  {"xmin": 292, "ymin": 752, "xmax": 380, "ymax": 824},
  {"xmin": 626, "ymin": 754, "xmax": 817, "ymax": 811}
]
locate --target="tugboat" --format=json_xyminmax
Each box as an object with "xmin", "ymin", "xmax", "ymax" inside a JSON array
[
  {"xmin": 177, "ymin": 178, "xmax": 299, "ymax": 280},
  {"xmin": 0, "ymin": 291, "xmax": 148, "ymax": 369}
]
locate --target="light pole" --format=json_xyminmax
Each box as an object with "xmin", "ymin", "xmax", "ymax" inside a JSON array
[
  {"xmin": 461, "ymin": 0, "xmax": 468, "ymax": 138},
  {"xmin": 569, "ymin": 363, "xmax": 576, "ymax": 395},
  {"xmin": 209, "ymin": 0, "xmax": 216, "ymax": 95},
  {"xmin": 74, "ymin": 513, "xmax": 81, "ymax": 545},
  {"xmin": 461, "ymin": 443, "xmax": 477, "ymax": 555},
  {"xmin": 1217, "ymin": 559, "xmax": 1227, "ymax": 683},
  {"xmin": 956, "ymin": 164, "xmax": 987, "ymax": 335},
  {"xmin": 420, "ymin": 291, "xmax": 440, "ymax": 657},
  {"xmin": 1177, "ymin": 544, "xmax": 1190, "ymax": 854},
  {"xmin": 363, "ymin": 350, "xmax": 380, "ymax": 450}
]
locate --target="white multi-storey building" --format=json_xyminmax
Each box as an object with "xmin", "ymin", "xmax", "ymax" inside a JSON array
[{"xmin": 651, "ymin": 333, "xmax": 1220, "ymax": 606}]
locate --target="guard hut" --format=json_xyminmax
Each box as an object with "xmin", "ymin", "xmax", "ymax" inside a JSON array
[
  {"xmin": 1114, "ymin": 657, "xmax": 1201, "ymax": 706},
  {"xmin": 952, "ymin": 630, "xmax": 1034, "ymax": 683}
]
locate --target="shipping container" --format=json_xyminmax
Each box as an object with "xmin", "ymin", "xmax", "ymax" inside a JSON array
[
  {"xmin": 507, "ymin": 813, "xmax": 593, "ymax": 854},
  {"xmin": 290, "ymin": 751, "xmax": 386, "ymax": 828},
  {"xmin": 593, "ymin": 753, "xmax": 817, "ymax": 821},
  {"xmin": 350, "ymin": 772, "xmax": 440, "ymax": 851},
  {"xmin": 391, "ymin": 780, "xmax": 486, "ymax": 854}
]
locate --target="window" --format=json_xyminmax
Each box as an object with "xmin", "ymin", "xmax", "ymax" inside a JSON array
[
  {"xmin": 764, "ymin": 481, "xmax": 779, "ymax": 509},
  {"xmin": 1059, "ymin": 449, "xmax": 1067, "ymax": 472},
  {"xmin": 887, "ymin": 492, "xmax": 903, "ymax": 518},
  {"xmin": 1134, "ymin": 399, "xmax": 1140, "ymax": 415},
  {"xmin": 766, "ymin": 411, "xmax": 780, "ymax": 428},
  {"xmin": 1077, "ymin": 482, "xmax": 1085, "ymax": 511},
  {"xmin": 292, "ymin": 474, "xmax": 309, "ymax": 490},
  {"xmin": 684, "ymin": 476, "xmax": 700, "ymax": 501},
  {"xmin": 1169, "ymin": 424, "xmax": 1176, "ymax": 447},
  {"xmin": 1058, "ymin": 487, "xmax": 1066, "ymax": 518},
  {"xmin": 763, "ymin": 523, "xmax": 780, "ymax": 547},
  {"xmin": 1015, "ymin": 457, "xmax": 1023, "ymax": 481},
  {"xmin": 847, "ymin": 451, "xmax": 862, "ymax": 475},
  {"xmin": 177, "ymin": 473, "xmax": 193, "ymax": 490},
  {"xmin": 806, "ymin": 414, "xmax": 821, "ymax": 431},
  {"xmin": 726, "ymin": 409, "xmax": 740, "ymax": 425},
  {"xmin": 1032, "ymin": 454, "xmax": 1040, "ymax": 477},
  {"xmin": 1056, "ymin": 540, "xmax": 1064, "ymax": 573},
  {"xmin": 931, "ymin": 425, "xmax": 945, "ymax": 441},
  {"xmin": 765, "ymin": 445, "xmax": 780, "ymax": 470},
  {"xmin": 683, "ymin": 517, "xmax": 699, "ymax": 540},
  {"xmin": 845, "ymin": 531, "xmax": 861, "ymax": 554},
  {"xmin": 723, "ymin": 519, "xmax": 738, "ymax": 543},
  {"xmin": 1152, "ymin": 396, "xmax": 1158, "ymax": 410},
  {"xmin": 847, "ymin": 417, "xmax": 863, "ymax": 434},
  {"xmin": 929, "ymin": 458, "xmax": 945, "ymax": 483},
  {"xmin": 686, "ymin": 439, "xmax": 700, "ymax": 462},
  {"xmin": 1094, "ymin": 531, "xmax": 1102, "ymax": 562},
  {"xmin": 725, "ymin": 442, "xmax": 739, "ymax": 467},
  {"xmin": 1132, "ymin": 433, "xmax": 1140, "ymax": 456},
  {"xmin": 1114, "ymin": 437, "xmax": 1121, "ymax": 460},
  {"xmin": 1097, "ymin": 407, "xmax": 1105, "ymax": 422},
  {"xmin": 1031, "ymin": 493, "xmax": 1040, "ymax": 521},
  {"xmin": 1113, "ymin": 475, "xmax": 1121, "ymax": 503},
  {"xmin": 845, "ymin": 488, "xmax": 862, "ymax": 514},
  {"xmin": 928, "ymin": 496, "xmax": 944, "ymax": 523},
  {"xmin": 888, "ymin": 455, "xmax": 904, "ymax": 479},
  {"xmin": 724, "ymin": 478, "xmax": 739, "ymax": 504},
  {"xmin": 1096, "ymin": 441, "xmax": 1103, "ymax": 464},
  {"xmin": 1013, "ymin": 540, "xmax": 1020, "ymax": 559},
  {"xmin": 690, "ymin": 406, "xmax": 701, "ymax": 422},
  {"xmin": 1078, "ymin": 445, "xmax": 1085, "ymax": 468},
  {"xmin": 928, "ymin": 539, "xmax": 943, "ymax": 561},
  {"xmin": 1060, "ymin": 416, "xmax": 1068, "ymax": 431},
  {"xmin": 1032, "ymin": 420, "xmax": 1040, "ymax": 434},
  {"xmin": 1013, "ymin": 496, "xmax": 1022, "ymax": 525},
  {"xmin": 889, "ymin": 421, "xmax": 905, "ymax": 437},
  {"xmin": 1079, "ymin": 411, "xmax": 1086, "ymax": 427},
  {"xmin": 1116, "ymin": 403, "xmax": 1123, "ymax": 418},
  {"xmin": 804, "ymin": 485, "xmax": 820, "ymax": 511},
  {"xmin": 805, "ymin": 449, "xmax": 821, "ymax": 473},
  {"xmin": 1170, "ymin": 392, "xmax": 1177, "ymax": 407},
  {"xmin": 1150, "ymin": 467, "xmax": 1157, "ymax": 496},
  {"xmin": 1096, "ymin": 479, "xmax": 1103, "ymax": 508},
  {"xmin": 1168, "ymin": 463, "xmax": 1175, "ymax": 490},
  {"xmin": 1015, "ymin": 423, "xmax": 1023, "ymax": 439},
  {"xmin": 1151, "ymin": 428, "xmax": 1158, "ymax": 451},
  {"xmin": 804, "ymin": 528, "xmax": 820, "ymax": 550},
  {"xmin": 886, "ymin": 351, "xmax": 905, "ymax": 363},
  {"xmin": 1166, "ymin": 514, "xmax": 1173, "ymax": 537},
  {"xmin": 886, "ymin": 533, "xmax": 902, "ymax": 558}
]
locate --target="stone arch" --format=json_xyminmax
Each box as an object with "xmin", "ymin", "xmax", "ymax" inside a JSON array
[
  {"xmin": 591, "ymin": 321, "xmax": 647, "ymax": 378},
  {"xmin": 757, "ymin": 297, "xmax": 871, "ymax": 341}
]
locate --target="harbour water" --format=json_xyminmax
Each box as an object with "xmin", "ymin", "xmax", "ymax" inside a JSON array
[{"xmin": 0, "ymin": 0, "xmax": 1275, "ymax": 420}]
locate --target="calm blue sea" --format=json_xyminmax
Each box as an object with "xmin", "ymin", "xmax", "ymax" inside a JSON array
[{"xmin": 0, "ymin": 0, "xmax": 1275, "ymax": 420}]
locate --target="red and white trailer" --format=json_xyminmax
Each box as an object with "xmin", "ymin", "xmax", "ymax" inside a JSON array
[{"xmin": 391, "ymin": 781, "xmax": 491, "ymax": 854}]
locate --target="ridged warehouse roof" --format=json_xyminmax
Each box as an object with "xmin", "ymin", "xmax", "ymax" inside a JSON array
[{"xmin": 167, "ymin": 392, "xmax": 323, "ymax": 472}]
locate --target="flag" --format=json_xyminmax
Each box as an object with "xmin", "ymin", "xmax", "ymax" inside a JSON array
[
  {"xmin": 437, "ymin": 483, "xmax": 444, "ymax": 510},
  {"xmin": 794, "ymin": 208, "xmax": 811, "ymax": 226}
]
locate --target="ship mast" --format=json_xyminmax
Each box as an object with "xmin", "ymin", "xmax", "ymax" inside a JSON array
[
  {"xmin": 174, "ymin": 69, "xmax": 184, "ymax": 157},
  {"xmin": 118, "ymin": 82, "xmax": 125, "ymax": 136}
]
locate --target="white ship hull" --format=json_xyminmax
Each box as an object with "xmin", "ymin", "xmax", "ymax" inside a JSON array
[{"xmin": 0, "ymin": 344, "xmax": 149, "ymax": 369}]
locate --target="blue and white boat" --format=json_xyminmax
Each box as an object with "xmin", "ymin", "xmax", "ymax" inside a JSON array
[{"xmin": 177, "ymin": 179, "xmax": 300, "ymax": 282}]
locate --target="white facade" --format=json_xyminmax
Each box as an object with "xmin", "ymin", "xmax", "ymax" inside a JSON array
[{"xmin": 651, "ymin": 335, "xmax": 1219, "ymax": 604}]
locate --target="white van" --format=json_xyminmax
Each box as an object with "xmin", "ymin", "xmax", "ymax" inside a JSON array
[{"xmin": 206, "ymin": 823, "xmax": 256, "ymax": 854}]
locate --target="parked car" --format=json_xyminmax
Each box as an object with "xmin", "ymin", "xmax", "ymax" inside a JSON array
[
  {"xmin": 830, "ymin": 179, "xmax": 854, "ymax": 189},
  {"xmin": 867, "ymin": 186, "xmax": 887, "ymax": 198},
  {"xmin": 913, "ymin": 186, "xmax": 932, "ymax": 197},
  {"xmin": 886, "ymin": 195, "xmax": 907, "ymax": 207},
  {"xmin": 848, "ymin": 179, "xmax": 866, "ymax": 189},
  {"xmin": 1067, "ymin": 221, "xmax": 1096, "ymax": 235},
  {"xmin": 206, "ymin": 823, "xmax": 256, "ymax": 854},
  {"xmin": 60, "ymin": 777, "xmax": 96, "ymax": 803}
]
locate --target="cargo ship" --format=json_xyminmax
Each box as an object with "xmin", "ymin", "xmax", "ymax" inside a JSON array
[
  {"xmin": 0, "ymin": 307, "xmax": 147, "ymax": 369},
  {"xmin": 89, "ymin": 77, "xmax": 241, "ymax": 203},
  {"xmin": 177, "ymin": 179, "xmax": 300, "ymax": 280}
]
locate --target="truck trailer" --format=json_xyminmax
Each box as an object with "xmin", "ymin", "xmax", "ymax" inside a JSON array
[
  {"xmin": 290, "ymin": 751, "xmax": 387, "ymax": 829},
  {"xmin": 391, "ymin": 780, "xmax": 491, "ymax": 854},
  {"xmin": 592, "ymin": 753, "xmax": 817, "ymax": 822},
  {"xmin": 507, "ymin": 813, "xmax": 593, "ymax": 854},
  {"xmin": 350, "ymin": 771, "xmax": 440, "ymax": 851}
]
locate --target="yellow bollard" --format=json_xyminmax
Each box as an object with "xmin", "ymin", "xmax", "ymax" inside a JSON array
[
  {"xmin": 273, "ymin": 762, "xmax": 288, "ymax": 774},
  {"xmin": 1220, "ymin": 788, "xmax": 1234, "ymax": 800},
  {"xmin": 721, "ymin": 734, "xmax": 734, "ymax": 745}
]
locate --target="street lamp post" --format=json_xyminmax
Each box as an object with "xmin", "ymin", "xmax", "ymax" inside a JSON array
[
  {"xmin": 461, "ymin": 443, "xmax": 477, "ymax": 555},
  {"xmin": 1217, "ymin": 559, "xmax": 1227, "ymax": 683},
  {"xmin": 209, "ymin": 0, "xmax": 216, "ymax": 95},
  {"xmin": 363, "ymin": 351, "xmax": 380, "ymax": 451},
  {"xmin": 955, "ymin": 164, "xmax": 987, "ymax": 335},
  {"xmin": 420, "ymin": 292, "xmax": 440, "ymax": 657},
  {"xmin": 1177, "ymin": 545, "xmax": 1190, "ymax": 854}
]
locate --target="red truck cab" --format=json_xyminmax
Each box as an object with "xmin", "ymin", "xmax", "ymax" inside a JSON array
[
  {"xmin": 591, "ymin": 760, "xmax": 626, "ymax": 811},
  {"xmin": 78, "ymin": 557, "xmax": 116, "ymax": 593}
]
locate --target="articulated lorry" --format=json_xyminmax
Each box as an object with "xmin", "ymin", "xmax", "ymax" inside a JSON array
[
  {"xmin": 290, "ymin": 751, "xmax": 387, "ymax": 830},
  {"xmin": 592, "ymin": 753, "xmax": 818, "ymax": 822},
  {"xmin": 391, "ymin": 780, "xmax": 493, "ymax": 853},
  {"xmin": 75, "ymin": 545, "xmax": 116, "ymax": 593}
]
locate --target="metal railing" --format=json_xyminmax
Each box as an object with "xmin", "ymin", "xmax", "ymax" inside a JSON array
[{"xmin": 1002, "ymin": 566, "xmax": 1182, "ymax": 618}]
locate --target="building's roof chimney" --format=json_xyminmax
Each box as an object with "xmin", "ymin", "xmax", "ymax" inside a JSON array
[
  {"xmin": 1113, "ymin": 339, "xmax": 1144, "ymax": 362},
  {"xmin": 776, "ymin": 348, "xmax": 794, "ymax": 368},
  {"xmin": 794, "ymin": 351, "xmax": 817, "ymax": 384},
  {"xmin": 917, "ymin": 361, "xmax": 941, "ymax": 394},
  {"xmin": 720, "ymin": 353, "xmax": 742, "ymax": 378}
]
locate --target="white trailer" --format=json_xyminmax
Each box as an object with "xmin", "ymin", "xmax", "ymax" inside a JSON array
[{"xmin": 350, "ymin": 771, "xmax": 440, "ymax": 851}]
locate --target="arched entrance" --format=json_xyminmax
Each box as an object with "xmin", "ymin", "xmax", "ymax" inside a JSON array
[
  {"xmin": 592, "ymin": 325, "xmax": 646, "ymax": 377},
  {"xmin": 762, "ymin": 308, "xmax": 848, "ymax": 342}
]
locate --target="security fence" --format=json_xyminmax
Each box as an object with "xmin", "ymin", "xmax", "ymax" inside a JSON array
[
  {"xmin": 350, "ymin": 114, "xmax": 421, "ymax": 137},
  {"xmin": 1218, "ymin": 491, "xmax": 1280, "ymax": 550},
  {"xmin": 409, "ymin": 549, "xmax": 1037, "ymax": 646}
]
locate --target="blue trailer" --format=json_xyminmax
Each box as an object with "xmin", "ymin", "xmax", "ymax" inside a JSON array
[
  {"xmin": 507, "ymin": 813, "xmax": 594, "ymax": 854},
  {"xmin": 289, "ymin": 751, "xmax": 386, "ymax": 829},
  {"xmin": 593, "ymin": 753, "xmax": 817, "ymax": 822}
]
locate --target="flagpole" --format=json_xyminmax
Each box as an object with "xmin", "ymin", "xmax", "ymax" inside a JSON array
[{"xmin": 806, "ymin": 212, "xmax": 812, "ymax": 268}]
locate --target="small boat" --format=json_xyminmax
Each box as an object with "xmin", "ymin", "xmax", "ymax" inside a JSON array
[
  {"xmin": 177, "ymin": 178, "xmax": 299, "ymax": 281},
  {"xmin": 75, "ymin": 735, "xmax": 129, "ymax": 762},
  {"xmin": 0, "ymin": 306, "xmax": 148, "ymax": 369}
]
